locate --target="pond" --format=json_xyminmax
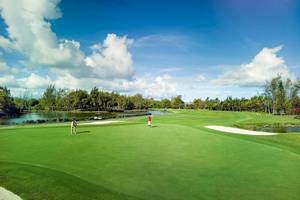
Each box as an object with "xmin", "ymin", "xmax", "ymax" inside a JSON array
[
  {"xmin": 0, "ymin": 110, "xmax": 153, "ymax": 125},
  {"xmin": 255, "ymin": 126, "xmax": 300, "ymax": 133},
  {"xmin": 239, "ymin": 124, "xmax": 300, "ymax": 133},
  {"xmin": 147, "ymin": 110, "xmax": 167, "ymax": 116}
]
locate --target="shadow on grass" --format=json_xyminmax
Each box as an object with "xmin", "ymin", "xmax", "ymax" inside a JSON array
[{"xmin": 76, "ymin": 130, "xmax": 91, "ymax": 134}]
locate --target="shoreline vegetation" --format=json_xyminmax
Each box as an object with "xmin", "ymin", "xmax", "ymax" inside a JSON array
[
  {"xmin": 0, "ymin": 110, "xmax": 151, "ymax": 125},
  {"xmin": 1, "ymin": 76, "xmax": 300, "ymax": 122},
  {"xmin": 235, "ymin": 122, "xmax": 300, "ymax": 133}
]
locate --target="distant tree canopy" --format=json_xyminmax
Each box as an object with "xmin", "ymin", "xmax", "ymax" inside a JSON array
[
  {"xmin": 186, "ymin": 96, "xmax": 266, "ymax": 112},
  {"xmin": 264, "ymin": 76, "xmax": 300, "ymax": 114},
  {"xmin": 0, "ymin": 86, "xmax": 18, "ymax": 115},
  {"xmin": 0, "ymin": 76, "xmax": 300, "ymax": 115},
  {"xmin": 171, "ymin": 95, "xmax": 185, "ymax": 109},
  {"xmin": 39, "ymin": 85, "xmax": 57, "ymax": 111},
  {"xmin": 37, "ymin": 85, "xmax": 155, "ymax": 111}
]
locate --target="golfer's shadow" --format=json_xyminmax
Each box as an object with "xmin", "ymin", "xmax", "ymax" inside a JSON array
[
  {"xmin": 151, "ymin": 125, "xmax": 158, "ymax": 128},
  {"xmin": 77, "ymin": 130, "xmax": 91, "ymax": 134}
]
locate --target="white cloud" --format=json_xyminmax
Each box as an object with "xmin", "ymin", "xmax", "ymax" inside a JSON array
[
  {"xmin": 131, "ymin": 74, "xmax": 177, "ymax": 99},
  {"xmin": 20, "ymin": 73, "xmax": 52, "ymax": 89},
  {"xmin": 133, "ymin": 34, "xmax": 189, "ymax": 49},
  {"xmin": 0, "ymin": 60, "xmax": 18, "ymax": 74},
  {"xmin": 0, "ymin": 75, "xmax": 17, "ymax": 87},
  {"xmin": 51, "ymin": 73, "xmax": 177, "ymax": 99},
  {"xmin": 0, "ymin": 0, "xmax": 134, "ymax": 80},
  {"xmin": 85, "ymin": 34, "xmax": 134, "ymax": 79},
  {"xmin": 0, "ymin": 0, "xmax": 178, "ymax": 99},
  {"xmin": 214, "ymin": 46, "xmax": 293, "ymax": 86},
  {"xmin": 147, "ymin": 74, "xmax": 177, "ymax": 98},
  {"xmin": 0, "ymin": 0, "xmax": 85, "ymax": 68},
  {"xmin": 0, "ymin": 73, "xmax": 51, "ymax": 89},
  {"xmin": 196, "ymin": 74, "xmax": 206, "ymax": 81},
  {"xmin": 0, "ymin": 0, "xmax": 177, "ymax": 98},
  {"xmin": 2, "ymin": 1, "xmax": 293, "ymax": 101}
]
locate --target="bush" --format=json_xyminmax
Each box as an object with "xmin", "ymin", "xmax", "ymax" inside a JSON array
[
  {"xmin": 25, "ymin": 120, "xmax": 37, "ymax": 124},
  {"xmin": 291, "ymin": 108, "xmax": 300, "ymax": 115},
  {"xmin": 36, "ymin": 119, "xmax": 46, "ymax": 124}
]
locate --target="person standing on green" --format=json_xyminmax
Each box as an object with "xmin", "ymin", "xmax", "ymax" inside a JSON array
[
  {"xmin": 147, "ymin": 113, "xmax": 152, "ymax": 127},
  {"xmin": 71, "ymin": 119, "xmax": 78, "ymax": 135}
]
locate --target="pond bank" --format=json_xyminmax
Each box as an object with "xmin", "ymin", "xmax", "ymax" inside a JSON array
[
  {"xmin": 235, "ymin": 123, "xmax": 300, "ymax": 133},
  {"xmin": 0, "ymin": 110, "xmax": 167, "ymax": 126},
  {"xmin": 0, "ymin": 110, "xmax": 149, "ymax": 125}
]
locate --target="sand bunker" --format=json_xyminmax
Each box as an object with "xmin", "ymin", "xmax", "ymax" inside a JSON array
[
  {"xmin": 82, "ymin": 120, "xmax": 123, "ymax": 125},
  {"xmin": 0, "ymin": 187, "xmax": 22, "ymax": 200},
  {"xmin": 205, "ymin": 125, "xmax": 278, "ymax": 136}
]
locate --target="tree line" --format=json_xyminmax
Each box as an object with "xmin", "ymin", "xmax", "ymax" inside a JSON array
[
  {"xmin": 0, "ymin": 76, "xmax": 299, "ymax": 116},
  {"xmin": 264, "ymin": 76, "xmax": 300, "ymax": 114},
  {"xmin": 36, "ymin": 86, "xmax": 186, "ymax": 111},
  {"xmin": 0, "ymin": 85, "xmax": 184, "ymax": 113},
  {"xmin": 0, "ymin": 86, "xmax": 18, "ymax": 116},
  {"xmin": 188, "ymin": 76, "xmax": 300, "ymax": 114}
]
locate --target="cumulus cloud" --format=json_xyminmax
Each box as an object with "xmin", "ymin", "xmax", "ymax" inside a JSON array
[
  {"xmin": 52, "ymin": 73, "xmax": 177, "ymax": 99},
  {"xmin": 0, "ymin": 73, "xmax": 51, "ymax": 89},
  {"xmin": 0, "ymin": 0, "xmax": 178, "ymax": 99},
  {"xmin": 85, "ymin": 34, "xmax": 134, "ymax": 79},
  {"xmin": 0, "ymin": 0, "xmax": 134, "ymax": 80},
  {"xmin": 0, "ymin": 60, "xmax": 18, "ymax": 74},
  {"xmin": 196, "ymin": 74, "xmax": 206, "ymax": 81},
  {"xmin": 135, "ymin": 74, "xmax": 177, "ymax": 98},
  {"xmin": 20, "ymin": 73, "xmax": 52, "ymax": 89},
  {"xmin": 0, "ymin": 75, "xmax": 17, "ymax": 87},
  {"xmin": 0, "ymin": 0, "xmax": 85, "ymax": 68},
  {"xmin": 214, "ymin": 46, "xmax": 293, "ymax": 86}
]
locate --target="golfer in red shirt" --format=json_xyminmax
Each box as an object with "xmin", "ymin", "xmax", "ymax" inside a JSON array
[{"xmin": 147, "ymin": 113, "xmax": 152, "ymax": 127}]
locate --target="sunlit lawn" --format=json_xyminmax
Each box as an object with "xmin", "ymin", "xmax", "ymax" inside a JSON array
[{"xmin": 0, "ymin": 110, "xmax": 300, "ymax": 200}]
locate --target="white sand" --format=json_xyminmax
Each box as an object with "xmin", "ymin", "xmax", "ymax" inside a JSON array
[
  {"xmin": 205, "ymin": 125, "xmax": 278, "ymax": 136},
  {"xmin": 81, "ymin": 120, "xmax": 123, "ymax": 125},
  {"xmin": 0, "ymin": 187, "xmax": 22, "ymax": 200}
]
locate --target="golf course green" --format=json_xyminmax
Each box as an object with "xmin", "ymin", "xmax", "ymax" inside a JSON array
[{"xmin": 0, "ymin": 110, "xmax": 300, "ymax": 200}]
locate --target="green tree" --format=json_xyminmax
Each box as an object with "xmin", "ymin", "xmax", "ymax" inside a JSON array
[
  {"xmin": 0, "ymin": 86, "xmax": 17, "ymax": 115},
  {"xmin": 89, "ymin": 87, "xmax": 100, "ymax": 110},
  {"xmin": 171, "ymin": 95, "xmax": 185, "ymax": 109},
  {"xmin": 40, "ymin": 85, "xmax": 57, "ymax": 110},
  {"xmin": 56, "ymin": 89, "xmax": 69, "ymax": 110},
  {"xmin": 161, "ymin": 98, "xmax": 171, "ymax": 108},
  {"xmin": 131, "ymin": 94, "xmax": 144, "ymax": 109},
  {"xmin": 264, "ymin": 76, "xmax": 300, "ymax": 114},
  {"xmin": 68, "ymin": 90, "xmax": 89, "ymax": 110},
  {"xmin": 276, "ymin": 79, "xmax": 286, "ymax": 114},
  {"xmin": 290, "ymin": 80, "xmax": 300, "ymax": 109}
]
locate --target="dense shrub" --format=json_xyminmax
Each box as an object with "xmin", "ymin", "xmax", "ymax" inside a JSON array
[{"xmin": 291, "ymin": 108, "xmax": 300, "ymax": 115}]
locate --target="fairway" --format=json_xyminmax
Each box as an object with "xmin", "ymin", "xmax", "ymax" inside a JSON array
[{"xmin": 1, "ymin": 110, "xmax": 300, "ymax": 200}]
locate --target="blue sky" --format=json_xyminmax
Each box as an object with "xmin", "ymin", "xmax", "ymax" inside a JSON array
[{"xmin": 0, "ymin": 0, "xmax": 299, "ymax": 101}]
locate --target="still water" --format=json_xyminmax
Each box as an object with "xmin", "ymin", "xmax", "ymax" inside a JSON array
[
  {"xmin": 0, "ymin": 112, "xmax": 101, "ymax": 125},
  {"xmin": 256, "ymin": 126, "xmax": 300, "ymax": 133},
  {"xmin": 0, "ymin": 111, "xmax": 153, "ymax": 125}
]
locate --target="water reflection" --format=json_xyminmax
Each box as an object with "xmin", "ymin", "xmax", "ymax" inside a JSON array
[
  {"xmin": 0, "ymin": 110, "xmax": 153, "ymax": 125},
  {"xmin": 257, "ymin": 126, "xmax": 300, "ymax": 133}
]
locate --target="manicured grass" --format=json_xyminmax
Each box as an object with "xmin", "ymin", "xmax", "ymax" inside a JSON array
[{"xmin": 0, "ymin": 110, "xmax": 300, "ymax": 200}]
